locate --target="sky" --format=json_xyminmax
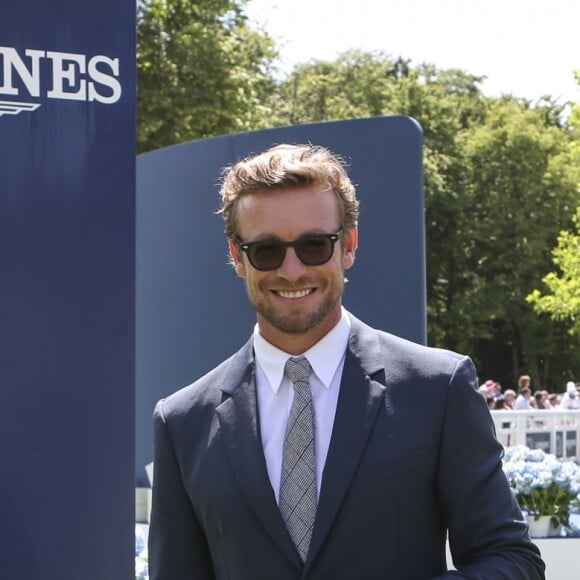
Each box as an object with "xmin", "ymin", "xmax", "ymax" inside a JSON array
[{"xmin": 245, "ymin": 0, "xmax": 579, "ymax": 105}]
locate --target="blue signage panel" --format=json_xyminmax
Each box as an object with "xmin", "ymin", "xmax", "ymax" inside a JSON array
[
  {"xmin": 0, "ymin": 1, "xmax": 135, "ymax": 578},
  {"xmin": 136, "ymin": 117, "xmax": 425, "ymax": 484}
]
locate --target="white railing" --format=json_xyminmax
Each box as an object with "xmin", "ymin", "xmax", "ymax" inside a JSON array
[{"xmin": 491, "ymin": 410, "xmax": 580, "ymax": 461}]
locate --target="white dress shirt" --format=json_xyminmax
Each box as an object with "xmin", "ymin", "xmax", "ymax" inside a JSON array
[{"xmin": 253, "ymin": 308, "xmax": 351, "ymax": 503}]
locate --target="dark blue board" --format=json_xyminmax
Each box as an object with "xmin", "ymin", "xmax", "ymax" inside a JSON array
[{"xmin": 0, "ymin": 1, "xmax": 135, "ymax": 578}]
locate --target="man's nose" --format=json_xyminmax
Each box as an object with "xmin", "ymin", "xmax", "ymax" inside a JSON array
[{"xmin": 277, "ymin": 247, "xmax": 307, "ymax": 278}]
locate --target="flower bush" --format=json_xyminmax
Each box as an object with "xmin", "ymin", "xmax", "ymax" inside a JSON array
[
  {"xmin": 135, "ymin": 523, "xmax": 149, "ymax": 580},
  {"xmin": 502, "ymin": 445, "xmax": 580, "ymax": 527}
]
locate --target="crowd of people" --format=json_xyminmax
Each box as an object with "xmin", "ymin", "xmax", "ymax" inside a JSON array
[{"xmin": 480, "ymin": 374, "xmax": 580, "ymax": 411}]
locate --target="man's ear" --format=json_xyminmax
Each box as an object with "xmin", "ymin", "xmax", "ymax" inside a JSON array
[
  {"xmin": 342, "ymin": 227, "xmax": 358, "ymax": 270},
  {"xmin": 228, "ymin": 240, "xmax": 246, "ymax": 278}
]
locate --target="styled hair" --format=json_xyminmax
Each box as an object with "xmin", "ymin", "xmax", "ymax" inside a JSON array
[{"xmin": 218, "ymin": 143, "xmax": 359, "ymax": 239}]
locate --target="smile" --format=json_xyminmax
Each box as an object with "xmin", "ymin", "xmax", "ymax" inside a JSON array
[{"xmin": 274, "ymin": 288, "xmax": 314, "ymax": 299}]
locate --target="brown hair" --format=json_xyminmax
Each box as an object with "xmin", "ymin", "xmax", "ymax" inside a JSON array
[{"xmin": 218, "ymin": 143, "xmax": 359, "ymax": 239}]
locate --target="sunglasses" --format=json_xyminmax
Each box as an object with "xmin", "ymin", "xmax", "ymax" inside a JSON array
[{"xmin": 237, "ymin": 228, "xmax": 343, "ymax": 271}]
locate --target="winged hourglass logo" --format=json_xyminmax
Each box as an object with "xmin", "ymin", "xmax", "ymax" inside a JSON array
[{"xmin": 0, "ymin": 100, "xmax": 41, "ymax": 117}]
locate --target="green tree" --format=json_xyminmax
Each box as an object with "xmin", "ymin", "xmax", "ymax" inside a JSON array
[
  {"xmin": 459, "ymin": 98, "xmax": 579, "ymax": 385},
  {"xmin": 137, "ymin": 0, "xmax": 277, "ymax": 152},
  {"xmin": 527, "ymin": 207, "xmax": 580, "ymax": 334},
  {"xmin": 265, "ymin": 51, "xmax": 406, "ymax": 125},
  {"xmin": 527, "ymin": 72, "xmax": 580, "ymax": 337}
]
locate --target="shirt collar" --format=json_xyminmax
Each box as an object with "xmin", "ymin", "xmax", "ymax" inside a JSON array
[{"xmin": 253, "ymin": 308, "xmax": 351, "ymax": 393}]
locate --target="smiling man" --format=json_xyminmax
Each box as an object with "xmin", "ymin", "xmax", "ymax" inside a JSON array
[{"xmin": 148, "ymin": 144, "xmax": 544, "ymax": 579}]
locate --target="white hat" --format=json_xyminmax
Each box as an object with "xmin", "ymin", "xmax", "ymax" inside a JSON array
[{"xmin": 566, "ymin": 381, "xmax": 577, "ymax": 394}]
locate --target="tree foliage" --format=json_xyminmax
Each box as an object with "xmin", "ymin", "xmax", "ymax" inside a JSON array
[
  {"xmin": 527, "ymin": 73, "xmax": 580, "ymax": 336},
  {"xmin": 137, "ymin": 0, "xmax": 277, "ymax": 152},
  {"xmin": 527, "ymin": 207, "xmax": 580, "ymax": 334},
  {"xmin": 457, "ymin": 98, "xmax": 579, "ymax": 384}
]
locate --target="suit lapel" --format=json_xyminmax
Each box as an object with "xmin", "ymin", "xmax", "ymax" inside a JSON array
[
  {"xmin": 305, "ymin": 317, "xmax": 389, "ymax": 569},
  {"xmin": 215, "ymin": 339, "xmax": 302, "ymax": 570}
]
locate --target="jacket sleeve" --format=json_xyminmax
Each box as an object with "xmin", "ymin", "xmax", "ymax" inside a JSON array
[
  {"xmin": 148, "ymin": 401, "xmax": 215, "ymax": 580},
  {"xmin": 433, "ymin": 356, "xmax": 545, "ymax": 579}
]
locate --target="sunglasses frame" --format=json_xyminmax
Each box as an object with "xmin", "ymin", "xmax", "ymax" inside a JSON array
[{"xmin": 237, "ymin": 228, "xmax": 344, "ymax": 271}]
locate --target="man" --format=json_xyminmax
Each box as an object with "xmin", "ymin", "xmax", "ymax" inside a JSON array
[
  {"xmin": 149, "ymin": 144, "xmax": 544, "ymax": 579},
  {"xmin": 518, "ymin": 375, "xmax": 532, "ymax": 391},
  {"xmin": 561, "ymin": 381, "xmax": 580, "ymax": 410},
  {"xmin": 515, "ymin": 387, "xmax": 534, "ymax": 410}
]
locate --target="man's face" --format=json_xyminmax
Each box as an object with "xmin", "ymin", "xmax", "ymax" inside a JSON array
[{"xmin": 228, "ymin": 186, "xmax": 357, "ymax": 353}]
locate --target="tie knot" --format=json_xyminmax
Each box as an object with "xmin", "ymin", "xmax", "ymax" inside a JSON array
[{"xmin": 285, "ymin": 356, "xmax": 311, "ymax": 384}]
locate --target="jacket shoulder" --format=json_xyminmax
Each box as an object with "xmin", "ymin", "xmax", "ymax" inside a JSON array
[{"xmin": 349, "ymin": 313, "xmax": 469, "ymax": 377}]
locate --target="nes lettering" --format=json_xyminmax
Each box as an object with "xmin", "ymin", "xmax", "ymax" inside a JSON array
[{"xmin": 0, "ymin": 46, "xmax": 122, "ymax": 104}]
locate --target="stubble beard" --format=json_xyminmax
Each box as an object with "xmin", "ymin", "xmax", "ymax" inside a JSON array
[{"xmin": 247, "ymin": 277, "xmax": 344, "ymax": 336}]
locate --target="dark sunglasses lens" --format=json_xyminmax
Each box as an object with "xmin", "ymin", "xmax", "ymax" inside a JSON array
[
  {"xmin": 249, "ymin": 242, "xmax": 285, "ymax": 270},
  {"xmin": 295, "ymin": 236, "xmax": 333, "ymax": 265},
  {"xmin": 245, "ymin": 234, "xmax": 337, "ymax": 270}
]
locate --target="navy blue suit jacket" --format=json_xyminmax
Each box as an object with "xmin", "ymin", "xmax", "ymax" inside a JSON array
[{"xmin": 149, "ymin": 314, "xmax": 544, "ymax": 579}]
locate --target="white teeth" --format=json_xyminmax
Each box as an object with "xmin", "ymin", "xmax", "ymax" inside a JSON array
[{"xmin": 277, "ymin": 289, "xmax": 312, "ymax": 299}]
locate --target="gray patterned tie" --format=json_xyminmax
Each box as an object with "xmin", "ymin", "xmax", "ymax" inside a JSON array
[{"xmin": 279, "ymin": 356, "xmax": 317, "ymax": 563}]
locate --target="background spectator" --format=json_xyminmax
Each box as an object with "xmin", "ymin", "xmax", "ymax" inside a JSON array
[
  {"xmin": 534, "ymin": 391, "xmax": 549, "ymax": 409},
  {"xmin": 561, "ymin": 381, "xmax": 580, "ymax": 410},
  {"xmin": 503, "ymin": 389, "xmax": 516, "ymax": 409},
  {"xmin": 494, "ymin": 395, "xmax": 513, "ymax": 410},
  {"xmin": 515, "ymin": 387, "xmax": 533, "ymax": 410},
  {"xmin": 548, "ymin": 393, "xmax": 560, "ymax": 409},
  {"xmin": 540, "ymin": 391, "xmax": 552, "ymax": 409},
  {"xmin": 480, "ymin": 379, "xmax": 501, "ymax": 400}
]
